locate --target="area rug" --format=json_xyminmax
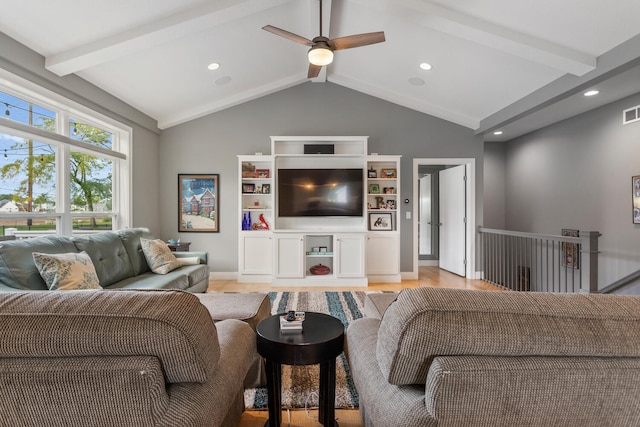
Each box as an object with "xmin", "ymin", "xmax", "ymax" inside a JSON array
[{"xmin": 243, "ymin": 291, "xmax": 373, "ymax": 410}]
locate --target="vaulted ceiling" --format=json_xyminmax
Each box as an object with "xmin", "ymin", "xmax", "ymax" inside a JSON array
[{"xmin": 1, "ymin": 0, "xmax": 639, "ymax": 140}]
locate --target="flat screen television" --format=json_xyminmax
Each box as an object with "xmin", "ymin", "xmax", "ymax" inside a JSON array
[{"xmin": 278, "ymin": 168, "xmax": 364, "ymax": 217}]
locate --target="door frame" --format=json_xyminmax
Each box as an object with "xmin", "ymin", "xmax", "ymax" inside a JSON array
[{"xmin": 412, "ymin": 158, "xmax": 476, "ymax": 279}]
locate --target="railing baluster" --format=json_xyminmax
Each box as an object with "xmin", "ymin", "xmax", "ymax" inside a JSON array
[{"xmin": 477, "ymin": 228, "xmax": 598, "ymax": 293}]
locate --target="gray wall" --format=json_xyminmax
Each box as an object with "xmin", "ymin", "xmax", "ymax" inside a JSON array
[
  {"xmin": 0, "ymin": 32, "xmax": 163, "ymax": 234},
  {"xmin": 499, "ymin": 92, "xmax": 640, "ymax": 288},
  {"xmin": 159, "ymin": 82, "xmax": 483, "ymax": 274},
  {"xmin": 483, "ymin": 142, "xmax": 507, "ymax": 229}
]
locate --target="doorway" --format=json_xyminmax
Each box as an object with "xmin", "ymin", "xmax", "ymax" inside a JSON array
[{"xmin": 412, "ymin": 158, "xmax": 476, "ymax": 279}]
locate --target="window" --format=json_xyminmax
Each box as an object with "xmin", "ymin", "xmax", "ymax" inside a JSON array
[{"xmin": 0, "ymin": 73, "xmax": 131, "ymax": 238}]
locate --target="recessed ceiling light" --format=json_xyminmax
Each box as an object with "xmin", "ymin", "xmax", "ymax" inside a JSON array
[
  {"xmin": 408, "ymin": 77, "xmax": 425, "ymax": 86},
  {"xmin": 493, "ymin": 131, "xmax": 503, "ymax": 135},
  {"xmin": 207, "ymin": 62, "xmax": 220, "ymax": 71},
  {"xmin": 419, "ymin": 62, "xmax": 432, "ymax": 71},
  {"xmin": 584, "ymin": 90, "xmax": 599, "ymax": 97}
]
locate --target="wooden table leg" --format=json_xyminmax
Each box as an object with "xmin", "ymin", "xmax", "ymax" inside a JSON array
[
  {"xmin": 319, "ymin": 358, "xmax": 337, "ymax": 427},
  {"xmin": 265, "ymin": 359, "xmax": 282, "ymax": 427}
]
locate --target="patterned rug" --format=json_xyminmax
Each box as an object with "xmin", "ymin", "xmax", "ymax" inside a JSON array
[{"xmin": 243, "ymin": 291, "xmax": 371, "ymax": 410}]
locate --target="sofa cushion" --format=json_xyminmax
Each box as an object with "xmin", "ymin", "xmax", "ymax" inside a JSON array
[
  {"xmin": 116, "ymin": 228, "xmax": 154, "ymax": 275},
  {"xmin": 140, "ymin": 238, "xmax": 181, "ymax": 274},
  {"xmin": 377, "ymin": 287, "xmax": 640, "ymax": 385},
  {"xmin": 105, "ymin": 271, "xmax": 189, "ymax": 291},
  {"xmin": 32, "ymin": 251, "xmax": 101, "ymax": 290},
  {"xmin": 0, "ymin": 236, "xmax": 78, "ymax": 290},
  {"xmin": 0, "ymin": 290, "xmax": 219, "ymax": 383},
  {"xmin": 73, "ymin": 232, "xmax": 135, "ymax": 287}
]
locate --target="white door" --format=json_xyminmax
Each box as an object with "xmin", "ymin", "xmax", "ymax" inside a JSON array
[
  {"xmin": 419, "ymin": 174, "xmax": 432, "ymax": 255},
  {"xmin": 439, "ymin": 165, "xmax": 466, "ymax": 276}
]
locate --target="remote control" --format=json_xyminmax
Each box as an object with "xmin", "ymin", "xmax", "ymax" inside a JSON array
[{"xmin": 286, "ymin": 310, "xmax": 296, "ymax": 321}]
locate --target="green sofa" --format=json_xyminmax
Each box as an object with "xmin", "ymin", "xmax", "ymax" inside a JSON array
[
  {"xmin": 345, "ymin": 287, "xmax": 640, "ymax": 426},
  {"xmin": 0, "ymin": 228, "xmax": 208, "ymax": 292}
]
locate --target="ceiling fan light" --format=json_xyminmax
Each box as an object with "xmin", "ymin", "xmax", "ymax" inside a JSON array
[{"xmin": 308, "ymin": 47, "xmax": 333, "ymax": 66}]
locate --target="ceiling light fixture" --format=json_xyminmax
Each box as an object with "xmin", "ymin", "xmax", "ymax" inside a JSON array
[
  {"xmin": 420, "ymin": 62, "xmax": 432, "ymax": 70},
  {"xmin": 308, "ymin": 46, "xmax": 334, "ymax": 66},
  {"xmin": 584, "ymin": 90, "xmax": 599, "ymax": 97},
  {"xmin": 207, "ymin": 62, "xmax": 220, "ymax": 71},
  {"xmin": 493, "ymin": 131, "xmax": 503, "ymax": 135}
]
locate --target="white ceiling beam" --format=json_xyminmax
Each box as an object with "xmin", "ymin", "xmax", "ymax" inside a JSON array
[
  {"xmin": 349, "ymin": 0, "xmax": 596, "ymax": 76},
  {"xmin": 329, "ymin": 73, "xmax": 479, "ymax": 129},
  {"xmin": 45, "ymin": 0, "xmax": 292, "ymax": 76},
  {"xmin": 158, "ymin": 74, "xmax": 306, "ymax": 129}
]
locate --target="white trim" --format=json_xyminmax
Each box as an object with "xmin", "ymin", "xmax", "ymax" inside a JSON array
[
  {"xmin": 412, "ymin": 158, "xmax": 476, "ymax": 279},
  {"xmin": 0, "ymin": 68, "xmax": 132, "ymax": 234}
]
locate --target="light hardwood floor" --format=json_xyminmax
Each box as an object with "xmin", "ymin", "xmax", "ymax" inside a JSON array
[{"xmin": 208, "ymin": 266, "xmax": 499, "ymax": 427}]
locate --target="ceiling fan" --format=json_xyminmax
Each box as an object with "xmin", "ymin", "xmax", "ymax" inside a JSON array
[{"xmin": 262, "ymin": 0, "xmax": 385, "ymax": 78}]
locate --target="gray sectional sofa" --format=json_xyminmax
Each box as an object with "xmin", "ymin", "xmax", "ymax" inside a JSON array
[
  {"xmin": 0, "ymin": 289, "xmax": 256, "ymax": 427},
  {"xmin": 0, "ymin": 228, "xmax": 209, "ymax": 292},
  {"xmin": 346, "ymin": 287, "xmax": 640, "ymax": 426}
]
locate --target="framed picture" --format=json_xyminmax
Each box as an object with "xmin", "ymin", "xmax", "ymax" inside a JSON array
[
  {"xmin": 256, "ymin": 169, "xmax": 270, "ymax": 178},
  {"xmin": 381, "ymin": 168, "xmax": 397, "ymax": 178},
  {"xmin": 369, "ymin": 183, "xmax": 380, "ymax": 194},
  {"xmin": 262, "ymin": 183, "xmax": 271, "ymax": 194},
  {"xmin": 383, "ymin": 187, "xmax": 395, "ymax": 194},
  {"xmin": 633, "ymin": 176, "xmax": 640, "ymax": 224},
  {"xmin": 386, "ymin": 199, "xmax": 396, "ymax": 210},
  {"xmin": 179, "ymin": 174, "xmax": 219, "ymax": 232},
  {"xmin": 368, "ymin": 168, "xmax": 377, "ymax": 178},
  {"xmin": 561, "ymin": 229, "xmax": 580, "ymax": 269},
  {"xmin": 242, "ymin": 183, "xmax": 255, "ymax": 193},
  {"xmin": 369, "ymin": 212, "xmax": 393, "ymax": 231}
]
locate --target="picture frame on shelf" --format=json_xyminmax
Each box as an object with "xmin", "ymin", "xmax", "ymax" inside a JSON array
[
  {"xmin": 633, "ymin": 175, "xmax": 640, "ymax": 224},
  {"xmin": 368, "ymin": 168, "xmax": 377, "ymax": 178},
  {"xmin": 369, "ymin": 212, "xmax": 393, "ymax": 231},
  {"xmin": 369, "ymin": 183, "xmax": 380, "ymax": 194},
  {"xmin": 381, "ymin": 168, "xmax": 397, "ymax": 178},
  {"xmin": 262, "ymin": 183, "xmax": 271, "ymax": 194},
  {"xmin": 178, "ymin": 174, "xmax": 219, "ymax": 232},
  {"xmin": 242, "ymin": 183, "xmax": 255, "ymax": 193},
  {"xmin": 561, "ymin": 229, "xmax": 580, "ymax": 269},
  {"xmin": 256, "ymin": 169, "xmax": 270, "ymax": 178},
  {"xmin": 383, "ymin": 187, "xmax": 395, "ymax": 194},
  {"xmin": 386, "ymin": 199, "xmax": 396, "ymax": 210}
]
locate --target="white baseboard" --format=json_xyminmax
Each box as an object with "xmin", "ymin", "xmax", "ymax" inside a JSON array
[
  {"xmin": 401, "ymin": 271, "xmax": 419, "ymax": 280},
  {"xmin": 209, "ymin": 272, "xmax": 238, "ymax": 281}
]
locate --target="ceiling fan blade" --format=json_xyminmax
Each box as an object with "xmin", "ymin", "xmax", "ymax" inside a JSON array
[
  {"xmin": 262, "ymin": 25, "xmax": 313, "ymax": 46},
  {"xmin": 308, "ymin": 63, "xmax": 322, "ymax": 79},
  {"xmin": 330, "ymin": 31, "xmax": 385, "ymax": 50}
]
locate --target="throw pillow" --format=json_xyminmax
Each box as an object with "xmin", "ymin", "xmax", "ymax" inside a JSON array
[
  {"xmin": 140, "ymin": 238, "xmax": 182, "ymax": 274},
  {"xmin": 176, "ymin": 256, "xmax": 201, "ymax": 266},
  {"xmin": 32, "ymin": 251, "xmax": 102, "ymax": 290}
]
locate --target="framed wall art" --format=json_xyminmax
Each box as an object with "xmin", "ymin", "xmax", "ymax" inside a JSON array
[
  {"xmin": 369, "ymin": 212, "xmax": 393, "ymax": 231},
  {"xmin": 179, "ymin": 174, "xmax": 219, "ymax": 232},
  {"xmin": 561, "ymin": 228, "xmax": 579, "ymax": 269},
  {"xmin": 633, "ymin": 175, "xmax": 640, "ymax": 224},
  {"xmin": 381, "ymin": 168, "xmax": 397, "ymax": 178}
]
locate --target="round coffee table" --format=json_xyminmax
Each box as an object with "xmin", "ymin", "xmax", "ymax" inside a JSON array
[{"xmin": 256, "ymin": 312, "xmax": 344, "ymax": 427}]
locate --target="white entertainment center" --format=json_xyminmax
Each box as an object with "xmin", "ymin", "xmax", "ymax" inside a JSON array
[{"xmin": 238, "ymin": 136, "xmax": 401, "ymax": 286}]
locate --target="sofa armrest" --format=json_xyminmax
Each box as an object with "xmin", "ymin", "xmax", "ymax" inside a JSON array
[{"xmin": 173, "ymin": 251, "xmax": 207, "ymax": 264}]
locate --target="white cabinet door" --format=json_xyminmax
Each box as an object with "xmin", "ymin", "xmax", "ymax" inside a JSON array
[
  {"xmin": 335, "ymin": 234, "xmax": 365, "ymax": 278},
  {"xmin": 240, "ymin": 234, "xmax": 272, "ymax": 275},
  {"xmin": 274, "ymin": 234, "xmax": 304, "ymax": 278},
  {"xmin": 367, "ymin": 234, "xmax": 400, "ymax": 276}
]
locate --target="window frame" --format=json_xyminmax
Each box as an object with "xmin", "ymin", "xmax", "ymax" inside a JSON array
[{"xmin": 0, "ymin": 69, "xmax": 132, "ymax": 237}]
